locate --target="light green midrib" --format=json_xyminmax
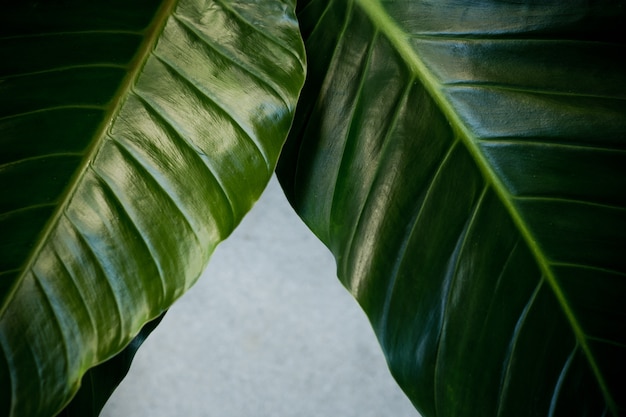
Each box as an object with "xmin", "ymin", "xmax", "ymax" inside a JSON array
[
  {"xmin": 0, "ymin": 0, "xmax": 179, "ymax": 319},
  {"xmin": 354, "ymin": 0, "xmax": 616, "ymax": 413}
]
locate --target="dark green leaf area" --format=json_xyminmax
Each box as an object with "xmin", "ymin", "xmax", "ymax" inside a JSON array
[
  {"xmin": 0, "ymin": 1, "xmax": 162, "ymax": 36},
  {"xmin": 586, "ymin": 340, "xmax": 625, "ymax": 413},
  {"xmin": 279, "ymin": 0, "xmax": 626, "ymax": 416},
  {"xmin": 0, "ymin": 155, "xmax": 77, "ymax": 297},
  {"xmin": 0, "ymin": 33, "xmax": 142, "ymax": 78},
  {"xmin": 415, "ymin": 6, "xmax": 626, "ymax": 411},
  {"xmin": 414, "ymin": 40, "xmax": 626, "ymax": 100},
  {"xmin": 277, "ymin": 0, "xmax": 351, "ymax": 193},
  {"xmin": 516, "ymin": 200, "xmax": 626, "ymax": 272},
  {"xmin": 0, "ymin": 156, "xmax": 81, "ymax": 214},
  {"xmin": 0, "ymin": 110, "xmax": 102, "ymax": 166},
  {"xmin": 491, "ymin": 284, "xmax": 606, "ymax": 417},
  {"xmin": 448, "ymin": 90, "xmax": 626, "ymax": 149},
  {"xmin": 371, "ymin": 146, "xmax": 487, "ymax": 417},
  {"xmin": 0, "ymin": 207, "xmax": 53, "ymax": 295},
  {"xmin": 384, "ymin": 0, "xmax": 626, "ymax": 42},
  {"xmin": 482, "ymin": 143, "xmax": 626, "ymax": 208},
  {"xmin": 0, "ymin": 67, "xmax": 124, "ymax": 117},
  {"xmin": 421, "ymin": 190, "xmax": 605, "ymax": 417},
  {"xmin": 547, "ymin": 347, "xmax": 609, "ymax": 417},
  {"xmin": 554, "ymin": 267, "xmax": 626, "ymax": 347},
  {"xmin": 283, "ymin": 3, "xmax": 565, "ymax": 415}
]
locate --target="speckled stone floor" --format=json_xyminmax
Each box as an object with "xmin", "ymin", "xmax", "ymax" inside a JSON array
[{"xmin": 101, "ymin": 176, "xmax": 421, "ymax": 417}]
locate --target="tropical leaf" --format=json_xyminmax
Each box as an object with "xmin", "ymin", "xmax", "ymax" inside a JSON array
[
  {"xmin": 277, "ymin": 0, "xmax": 626, "ymax": 416},
  {"xmin": 0, "ymin": 1, "xmax": 305, "ymax": 415},
  {"xmin": 57, "ymin": 312, "xmax": 165, "ymax": 417}
]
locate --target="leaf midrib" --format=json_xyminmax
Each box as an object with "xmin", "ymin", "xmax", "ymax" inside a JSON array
[
  {"xmin": 354, "ymin": 0, "xmax": 616, "ymax": 413},
  {"xmin": 0, "ymin": 0, "xmax": 179, "ymax": 318}
]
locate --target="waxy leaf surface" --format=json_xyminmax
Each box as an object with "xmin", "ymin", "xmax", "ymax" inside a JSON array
[
  {"xmin": 0, "ymin": 1, "xmax": 305, "ymax": 415},
  {"xmin": 278, "ymin": 1, "xmax": 626, "ymax": 415}
]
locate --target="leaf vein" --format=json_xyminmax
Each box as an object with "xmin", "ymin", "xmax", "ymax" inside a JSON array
[
  {"xmin": 378, "ymin": 140, "xmax": 460, "ymax": 338},
  {"xmin": 31, "ymin": 271, "xmax": 72, "ymax": 392},
  {"xmin": 130, "ymin": 91, "xmax": 235, "ymax": 236},
  {"xmin": 343, "ymin": 79, "xmax": 414, "ymax": 288},
  {"xmin": 0, "ymin": 203, "xmax": 57, "ymax": 221},
  {"xmin": 496, "ymin": 279, "xmax": 543, "ymax": 416},
  {"xmin": 90, "ymin": 165, "xmax": 167, "ymax": 306},
  {"xmin": 63, "ymin": 212, "xmax": 126, "ymax": 347},
  {"xmin": 50, "ymin": 246, "xmax": 98, "ymax": 348},
  {"xmin": 151, "ymin": 53, "xmax": 271, "ymax": 171},
  {"xmin": 329, "ymin": 29, "xmax": 380, "ymax": 246},
  {"xmin": 477, "ymin": 138, "xmax": 626, "ymax": 153},
  {"xmin": 548, "ymin": 345, "xmax": 578, "ymax": 417},
  {"xmin": 1, "ymin": 63, "xmax": 128, "ymax": 80},
  {"xmin": 444, "ymin": 81, "xmax": 626, "ymax": 101},
  {"xmin": 211, "ymin": 0, "xmax": 303, "ymax": 66},
  {"xmin": 354, "ymin": 1, "xmax": 618, "ymax": 410},
  {"xmin": 171, "ymin": 13, "xmax": 292, "ymax": 111},
  {"xmin": 433, "ymin": 185, "xmax": 489, "ymax": 416},
  {"xmin": 0, "ymin": 105, "xmax": 106, "ymax": 122},
  {"xmin": 0, "ymin": 152, "xmax": 83, "ymax": 171}
]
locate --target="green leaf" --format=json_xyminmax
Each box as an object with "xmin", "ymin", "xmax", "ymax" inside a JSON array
[
  {"xmin": 57, "ymin": 312, "xmax": 165, "ymax": 417},
  {"xmin": 277, "ymin": 0, "xmax": 626, "ymax": 416},
  {"xmin": 0, "ymin": 1, "xmax": 305, "ymax": 415}
]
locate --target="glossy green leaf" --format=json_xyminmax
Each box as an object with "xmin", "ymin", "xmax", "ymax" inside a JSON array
[
  {"xmin": 277, "ymin": 0, "xmax": 626, "ymax": 416},
  {"xmin": 57, "ymin": 312, "xmax": 165, "ymax": 417},
  {"xmin": 0, "ymin": 1, "xmax": 305, "ymax": 415}
]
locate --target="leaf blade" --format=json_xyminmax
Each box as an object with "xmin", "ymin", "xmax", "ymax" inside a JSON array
[
  {"xmin": 278, "ymin": 0, "xmax": 626, "ymax": 415},
  {"xmin": 0, "ymin": 1, "xmax": 305, "ymax": 415}
]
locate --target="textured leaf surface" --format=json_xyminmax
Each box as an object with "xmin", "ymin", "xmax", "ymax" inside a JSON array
[
  {"xmin": 277, "ymin": 0, "xmax": 626, "ymax": 416},
  {"xmin": 57, "ymin": 312, "xmax": 165, "ymax": 417},
  {"xmin": 0, "ymin": 1, "xmax": 304, "ymax": 415}
]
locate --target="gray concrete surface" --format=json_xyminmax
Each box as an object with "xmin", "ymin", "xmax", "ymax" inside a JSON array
[{"xmin": 101, "ymin": 176, "xmax": 421, "ymax": 417}]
